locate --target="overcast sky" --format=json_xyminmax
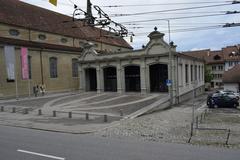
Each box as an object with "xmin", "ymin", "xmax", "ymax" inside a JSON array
[{"xmin": 21, "ymin": 0, "xmax": 240, "ymax": 51}]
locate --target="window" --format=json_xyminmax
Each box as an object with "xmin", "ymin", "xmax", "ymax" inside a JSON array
[
  {"xmin": 72, "ymin": 58, "xmax": 78, "ymax": 77},
  {"xmin": 38, "ymin": 34, "xmax": 46, "ymax": 40},
  {"xmin": 191, "ymin": 65, "xmax": 193, "ymax": 82},
  {"xmin": 214, "ymin": 55, "xmax": 221, "ymax": 60},
  {"xmin": 28, "ymin": 56, "xmax": 32, "ymax": 79},
  {"xmin": 198, "ymin": 66, "xmax": 201, "ymax": 81},
  {"xmin": 212, "ymin": 66, "xmax": 216, "ymax": 71},
  {"xmin": 61, "ymin": 38, "xmax": 68, "ymax": 43},
  {"xmin": 185, "ymin": 64, "xmax": 189, "ymax": 84},
  {"xmin": 9, "ymin": 29, "xmax": 20, "ymax": 36},
  {"xmin": 218, "ymin": 65, "xmax": 223, "ymax": 71},
  {"xmin": 195, "ymin": 65, "xmax": 197, "ymax": 81},
  {"xmin": 178, "ymin": 64, "xmax": 183, "ymax": 86},
  {"xmin": 49, "ymin": 57, "xmax": 58, "ymax": 78}
]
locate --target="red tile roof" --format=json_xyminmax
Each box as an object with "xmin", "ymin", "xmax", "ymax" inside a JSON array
[
  {"xmin": 182, "ymin": 44, "xmax": 240, "ymax": 64},
  {"xmin": 0, "ymin": 0, "xmax": 132, "ymax": 49},
  {"xmin": 223, "ymin": 64, "xmax": 240, "ymax": 83},
  {"xmin": 222, "ymin": 45, "xmax": 240, "ymax": 61},
  {"xmin": 0, "ymin": 37, "xmax": 83, "ymax": 53}
]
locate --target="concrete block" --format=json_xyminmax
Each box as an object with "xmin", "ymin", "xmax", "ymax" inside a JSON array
[
  {"xmin": 0, "ymin": 106, "xmax": 4, "ymax": 112},
  {"xmin": 85, "ymin": 113, "xmax": 89, "ymax": 120},
  {"xmin": 12, "ymin": 107, "xmax": 16, "ymax": 113},
  {"xmin": 104, "ymin": 115, "xmax": 108, "ymax": 122}
]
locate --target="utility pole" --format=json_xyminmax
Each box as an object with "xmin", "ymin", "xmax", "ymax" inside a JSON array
[
  {"xmin": 166, "ymin": 20, "xmax": 174, "ymax": 105},
  {"xmin": 86, "ymin": 0, "xmax": 94, "ymax": 24}
]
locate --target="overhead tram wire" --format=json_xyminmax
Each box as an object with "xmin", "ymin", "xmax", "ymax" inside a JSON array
[
  {"xmin": 132, "ymin": 23, "xmax": 240, "ymax": 35},
  {"xmin": 121, "ymin": 11, "xmax": 240, "ymax": 24},
  {"xmin": 125, "ymin": 22, "xmax": 227, "ymax": 26},
  {"xmin": 109, "ymin": 1, "xmax": 240, "ymax": 17},
  {"xmin": 110, "ymin": 11, "xmax": 224, "ymax": 17},
  {"xmin": 101, "ymin": 1, "xmax": 235, "ymax": 7}
]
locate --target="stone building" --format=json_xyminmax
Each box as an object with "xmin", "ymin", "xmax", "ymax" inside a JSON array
[
  {"xmin": 223, "ymin": 64, "xmax": 240, "ymax": 92},
  {"xmin": 0, "ymin": 0, "xmax": 132, "ymax": 98},
  {"xmin": 79, "ymin": 28, "xmax": 205, "ymax": 104},
  {"xmin": 0, "ymin": 0, "xmax": 205, "ymax": 104}
]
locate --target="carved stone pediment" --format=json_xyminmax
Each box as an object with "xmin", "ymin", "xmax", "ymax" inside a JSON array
[{"xmin": 79, "ymin": 43, "xmax": 99, "ymax": 61}]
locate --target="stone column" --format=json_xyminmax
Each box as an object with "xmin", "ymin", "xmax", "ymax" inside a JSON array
[
  {"xmin": 140, "ymin": 58, "xmax": 147, "ymax": 94},
  {"xmin": 145, "ymin": 65, "xmax": 150, "ymax": 93},
  {"xmin": 96, "ymin": 64, "xmax": 103, "ymax": 93},
  {"xmin": 78, "ymin": 64, "xmax": 85, "ymax": 92},
  {"xmin": 117, "ymin": 61, "xmax": 123, "ymax": 93}
]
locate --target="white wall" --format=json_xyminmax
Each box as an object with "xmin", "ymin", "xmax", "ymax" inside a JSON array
[{"xmin": 224, "ymin": 83, "xmax": 239, "ymax": 92}]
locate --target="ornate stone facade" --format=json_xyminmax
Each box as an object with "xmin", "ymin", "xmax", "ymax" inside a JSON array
[{"xmin": 78, "ymin": 30, "xmax": 205, "ymax": 104}]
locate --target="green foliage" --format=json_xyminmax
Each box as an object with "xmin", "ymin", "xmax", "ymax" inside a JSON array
[{"xmin": 205, "ymin": 66, "xmax": 213, "ymax": 83}]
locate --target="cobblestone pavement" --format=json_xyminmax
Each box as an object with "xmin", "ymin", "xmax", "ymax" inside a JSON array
[
  {"xmin": 192, "ymin": 108, "xmax": 240, "ymax": 148},
  {"xmin": 94, "ymin": 94, "xmax": 240, "ymax": 149}
]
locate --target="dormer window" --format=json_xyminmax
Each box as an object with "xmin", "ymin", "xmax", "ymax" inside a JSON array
[
  {"xmin": 229, "ymin": 51, "xmax": 236, "ymax": 57},
  {"xmin": 213, "ymin": 55, "xmax": 221, "ymax": 60},
  {"xmin": 38, "ymin": 34, "xmax": 46, "ymax": 40},
  {"xmin": 9, "ymin": 29, "xmax": 20, "ymax": 36}
]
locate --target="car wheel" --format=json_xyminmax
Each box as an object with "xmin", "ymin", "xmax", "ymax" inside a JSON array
[{"xmin": 233, "ymin": 103, "xmax": 238, "ymax": 108}]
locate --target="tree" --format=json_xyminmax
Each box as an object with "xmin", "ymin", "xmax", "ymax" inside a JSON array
[{"xmin": 204, "ymin": 66, "xmax": 213, "ymax": 83}]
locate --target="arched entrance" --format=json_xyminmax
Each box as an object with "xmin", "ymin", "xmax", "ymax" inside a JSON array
[
  {"xmin": 103, "ymin": 67, "xmax": 117, "ymax": 92},
  {"xmin": 85, "ymin": 68, "xmax": 97, "ymax": 91},
  {"xmin": 149, "ymin": 64, "xmax": 168, "ymax": 92},
  {"xmin": 125, "ymin": 65, "xmax": 141, "ymax": 92}
]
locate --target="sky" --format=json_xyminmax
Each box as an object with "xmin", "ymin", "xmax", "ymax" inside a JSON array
[{"xmin": 20, "ymin": 0, "xmax": 240, "ymax": 51}]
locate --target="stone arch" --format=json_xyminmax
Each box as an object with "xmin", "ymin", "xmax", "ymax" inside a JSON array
[
  {"xmin": 149, "ymin": 63, "xmax": 168, "ymax": 92},
  {"xmin": 103, "ymin": 66, "xmax": 117, "ymax": 92},
  {"xmin": 124, "ymin": 65, "xmax": 141, "ymax": 92},
  {"xmin": 84, "ymin": 67, "xmax": 97, "ymax": 91}
]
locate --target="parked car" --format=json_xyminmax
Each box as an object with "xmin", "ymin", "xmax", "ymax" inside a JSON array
[
  {"xmin": 216, "ymin": 90, "xmax": 240, "ymax": 100},
  {"xmin": 207, "ymin": 93, "xmax": 239, "ymax": 108}
]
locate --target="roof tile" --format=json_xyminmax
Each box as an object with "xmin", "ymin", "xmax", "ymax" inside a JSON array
[{"xmin": 0, "ymin": 0, "xmax": 132, "ymax": 49}]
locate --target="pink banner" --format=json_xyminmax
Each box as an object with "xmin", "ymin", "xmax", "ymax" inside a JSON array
[{"xmin": 21, "ymin": 47, "xmax": 29, "ymax": 80}]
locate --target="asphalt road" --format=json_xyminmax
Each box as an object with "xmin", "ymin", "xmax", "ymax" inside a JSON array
[{"xmin": 0, "ymin": 125, "xmax": 239, "ymax": 160}]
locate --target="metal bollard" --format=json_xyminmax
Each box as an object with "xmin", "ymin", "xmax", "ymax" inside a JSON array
[
  {"xmin": 0, "ymin": 106, "xmax": 4, "ymax": 112},
  {"xmin": 12, "ymin": 107, "xmax": 16, "ymax": 113},
  {"xmin": 38, "ymin": 109, "xmax": 42, "ymax": 115},
  {"xmin": 104, "ymin": 115, "xmax": 108, "ymax": 122},
  {"xmin": 53, "ymin": 110, "xmax": 56, "ymax": 117},
  {"xmin": 204, "ymin": 109, "xmax": 207, "ymax": 119},
  {"xmin": 68, "ymin": 112, "xmax": 72, "ymax": 118},
  {"xmin": 23, "ymin": 108, "xmax": 28, "ymax": 114},
  {"xmin": 226, "ymin": 129, "xmax": 231, "ymax": 145},
  {"xmin": 120, "ymin": 109, "xmax": 123, "ymax": 116},
  {"xmin": 85, "ymin": 113, "xmax": 89, "ymax": 120}
]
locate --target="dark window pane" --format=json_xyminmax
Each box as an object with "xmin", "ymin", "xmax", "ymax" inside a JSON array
[
  {"xmin": 49, "ymin": 57, "xmax": 57, "ymax": 78},
  {"xmin": 72, "ymin": 58, "xmax": 78, "ymax": 77}
]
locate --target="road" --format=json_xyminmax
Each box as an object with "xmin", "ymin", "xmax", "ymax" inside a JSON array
[{"xmin": 0, "ymin": 125, "xmax": 239, "ymax": 160}]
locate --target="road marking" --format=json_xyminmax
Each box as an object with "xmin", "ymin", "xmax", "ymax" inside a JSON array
[
  {"xmin": 197, "ymin": 103, "xmax": 207, "ymax": 111},
  {"xmin": 17, "ymin": 149, "xmax": 65, "ymax": 160}
]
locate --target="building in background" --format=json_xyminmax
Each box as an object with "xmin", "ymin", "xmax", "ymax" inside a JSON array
[
  {"xmin": 223, "ymin": 64, "xmax": 240, "ymax": 92},
  {"xmin": 183, "ymin": 44, "xmax": 240, "ymax": 89},
  {"xmin": 0, "ymin": 0, "xmax": 132, "ymax": 98}
]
